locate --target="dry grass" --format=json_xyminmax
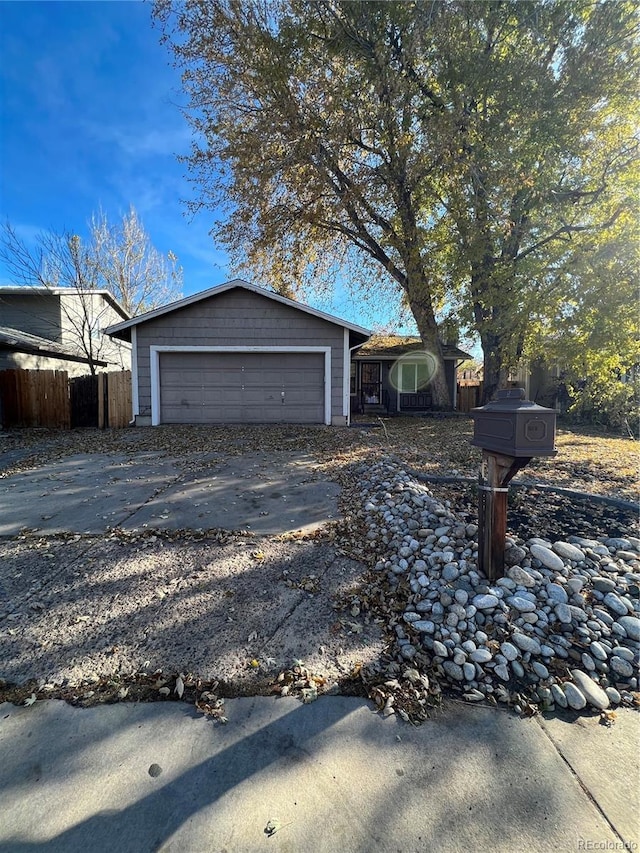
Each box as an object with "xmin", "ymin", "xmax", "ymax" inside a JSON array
[
  {"xmin": 1, "ymin": 417, "xmax": 637, "ymax": 502},
  {"xmin": 356, "ymin": 416, "xmax": 638, "ymax": 503}
]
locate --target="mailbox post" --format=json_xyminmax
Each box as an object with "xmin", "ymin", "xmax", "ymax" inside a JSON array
[{"xmin": 471, "ymin": 389, "xmax": 557, "ymax": 582}]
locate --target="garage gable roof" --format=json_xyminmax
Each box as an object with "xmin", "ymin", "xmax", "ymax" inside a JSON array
[{"xmin": 105, "ymin": 279, "xmax": 371, "ymax": 342}]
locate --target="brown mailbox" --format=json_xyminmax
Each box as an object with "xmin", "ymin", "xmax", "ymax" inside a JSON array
[{"xmin": 471, "ymin": 388, "xmax": 557, "ymax": 458}]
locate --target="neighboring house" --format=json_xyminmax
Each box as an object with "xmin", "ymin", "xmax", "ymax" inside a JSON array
[
  {"xmin": 462, "ymin": 359, "xmax": 564, "ymax": 410},
  {"xmin": 509, "ymin": 358, "xmax": 565, "ymax": 410},
  {"xmin": 0, "ymin": 287, "xmax": 131, "ymax": 376},
  {"xmin": 0, "ymin": 326, "xmax": 108, "ymax": 373},
  {"xmin": 352, "ymin": 335, "xmax": 472, "ymax": 414},
  {"xmin": 105, "ymin": 279, "xmax": 370, "ymax": 426}
]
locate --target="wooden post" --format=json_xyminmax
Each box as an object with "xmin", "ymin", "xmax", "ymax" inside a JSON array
[
  {"xmin": 478, "ymin": 451, "xmax": 532, "ymax": 582},
  {"xmin": 97, "ymin": 373, "xmax": 105, "ymax": 429}
]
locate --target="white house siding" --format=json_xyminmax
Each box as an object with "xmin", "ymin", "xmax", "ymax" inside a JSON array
[
  {"xmin": 0, "ymin": 350, "xmax": 93, "ymax": 376},
  {"xmin": 134, "ymin": 288, "xmax": 346, "ymax": 424},
  {"xmin": 59, "ymin": 292, "xmax": 131, "ymax": 371}
]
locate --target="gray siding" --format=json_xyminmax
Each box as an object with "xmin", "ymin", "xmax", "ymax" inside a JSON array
[
  {"xmin": 0, "ymin": 294, "xmax": 62, "ymax": 341},
  {"xmin": 135, "ymin": 288, "xmax": 346, "ymax": 421}
]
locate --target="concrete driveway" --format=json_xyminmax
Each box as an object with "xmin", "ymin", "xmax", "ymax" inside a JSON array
[
  {"xmin": 0, "ymin": 445, "xmax": 383, "ymax": 691},
  {"xmin": 0, "ymin": 450, "xmax": 341, "ymax": 536}
]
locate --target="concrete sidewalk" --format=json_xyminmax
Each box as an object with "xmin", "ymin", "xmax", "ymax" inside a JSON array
[{"xmin": 0, "ymin": 696, "xmax": 637, "ymax": 853}]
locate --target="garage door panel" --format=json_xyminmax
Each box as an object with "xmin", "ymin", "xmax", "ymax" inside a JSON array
[{"xmin": 159, "ymin": 352, "xmax": 325, "ymax": 424}]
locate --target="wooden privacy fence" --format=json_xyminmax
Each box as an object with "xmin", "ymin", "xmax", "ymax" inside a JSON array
[
  {"xmin": 0, "ymin": 369, "xmax": 70, "ymax": 428},
  {"xmin": 0, "ymin": 369, "xmax": 132, "ymax": 429},
  {"xmin": 456, "ymin": 381, "xmax": 483, "ymax": 413}
]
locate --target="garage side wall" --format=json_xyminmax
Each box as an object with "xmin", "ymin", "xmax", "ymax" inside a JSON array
[{"xmin": 135, "ymin": 288, "xmax": 347, "ymax": 424}]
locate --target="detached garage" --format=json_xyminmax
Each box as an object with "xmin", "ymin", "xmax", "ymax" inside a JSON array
[{"xmin": 105, "ymin": 279, "xmax": 370, "ymax": 426}]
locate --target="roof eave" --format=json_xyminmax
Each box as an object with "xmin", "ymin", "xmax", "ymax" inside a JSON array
[{"xmin": 105, "ymin": 279, "xmax": 371, "ymax": 338}]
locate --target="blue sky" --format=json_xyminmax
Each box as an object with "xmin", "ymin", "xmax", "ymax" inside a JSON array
[{"xmin": 0, "ymin": 0, "xmax": 414, "ymax": 332}]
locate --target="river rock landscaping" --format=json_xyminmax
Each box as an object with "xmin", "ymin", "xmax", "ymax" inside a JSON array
[{"xmin": 350, "ymin": 457, "xmax": 639, "ymax": 719}]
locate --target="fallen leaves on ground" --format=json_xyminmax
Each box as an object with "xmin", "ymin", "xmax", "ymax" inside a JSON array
[
  {"xmin": 0, "ymin": 670, "xmax": 229, "ymax": 723},
  {"xmin": 1, "ymin": 419, "xmax": 636, "ymax": 500},
  {"xmin": 1, "ymin": 421, "xmax": 638, "ymax": 724},
  {"xmin": 270, "ymin": 662, "xmax": 329, "ymax": 702}
]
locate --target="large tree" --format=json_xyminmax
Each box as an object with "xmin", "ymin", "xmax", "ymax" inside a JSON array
[
  {"xmin": 531, "ymin": 213, "xmax": 640, "ymax": 431},
  {"xmin": 1, "ymin": 207, "xmax": 182, "ymax": 315},
  {"xmin": 155, "ymin": 0, "xmax": 638, "ymax": 404},
  {"xmin": 89, "ymin": 206, "xmax": 183, "ymax": 316}
]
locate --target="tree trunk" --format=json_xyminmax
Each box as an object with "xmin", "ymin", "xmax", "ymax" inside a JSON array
[
  {"xmin": 480, "ymin": 330, "xmax": 509, "ymax": 404},
  {"xmin": 405, "ymin": 285, "xmax": 451, "ymax": 409}
]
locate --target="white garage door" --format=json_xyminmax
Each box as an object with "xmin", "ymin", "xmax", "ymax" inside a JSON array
[{"xmin": 159, "ymin": 351, "xmax": 325, "ymax": 424}]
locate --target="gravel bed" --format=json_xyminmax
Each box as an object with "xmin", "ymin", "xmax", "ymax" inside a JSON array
[{"xmin": 354, "ymin": 457, "xmax": 639, "ymax": 718}]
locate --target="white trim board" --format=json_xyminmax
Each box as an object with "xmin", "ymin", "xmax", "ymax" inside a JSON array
[
  {"xmin": 342, "ymin": 328, "xmax": 350, "ymax": 421},
  {"xmin": 131, "ymin": 326, "xmax": 139, "ymax": 416},
  {"xmin": 149, "ymin": 345, "xmax": 332, "ymax": 426}
]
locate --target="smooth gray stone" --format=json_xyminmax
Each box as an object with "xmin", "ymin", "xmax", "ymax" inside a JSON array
[
  {"xmin": 530, "ymin": 543, "xmax": 565, "ymax": 572},
  {"xmin": 593, "ymin": 576, "xmax": 616, "ymax": 593},
  {"xmin": 500, "ymin": 642, "xmax": 519, "ymax": 661},
  {"xmin": 511, "ymin": 660, "xmax": 525, "ymax": 679},
  {"xmin": 618, "ymin": 615, "xmax": 640, "ymax": 642},
  {"xmin": 512, "ymin": 633, "xmax": 541, "ymax": 655},
  {"xmin": 568, "ymin": 605, "xmax": 588, "ymax": 623},
  {"xmin": 433, "ymin": 640, "xmax": 449, "ymax": 658},
  {"xmin": 564, "ymin": 682, "xmax": 587, "ymax": 710},
  {"xmin": 470, "ymin": 648, "xmax": 493, "ymax": 664},
  {"xmin": 494, "ymin": 664, "xmax": 509, "ymax": 681},
  {"xmin": 413, "ymin": 620, "xmax": 436, "ymax": 634},
  {"xmin": 604, "ymin": 538, "xmax": 631, "ymax": 551},
  {"xmin": 570, "ymin": 670, "xmax": 610, "ymax": 710},
  {"xmin": 546, "ymin": 582, "xmax": 569, "ymax": 604},
  {"xmin": 507, "ymin": 596, "xmax": 537, "ymax": 612},
  {"xmin": 442, "ymin": 660, "xmax": 464, "ymax": 681},
  {"xmin": 473, "ymin": 594, "xmax": 500, "ymax": 610},
  {"xmin": 463, "ymin": 662, "xmax": 476, "ymax": 682},
  {"xmin": 555, "ymin": 603, "xmax": 572, "ymax": 624},
  {"xmin": 604, "ymin": 592, "xmax": 629, "ymax": 617},
  {"xmin": 507, "ymin": 565, "xmax": 536, "ymax": 587},
  {"xmin": 610, "ymin": 656, "xmax": 634, "ymax": 678},
  {"xmin": 553, "ymin": 541, "xmax": 585, "ymax": 562},
  {"xmin": 589, "ymin": 641, "xmax": 608, "ymax": 661},
  {"xmin": 551, "ymin": 683, "xmax": 568, "ymax": 708},
  {"xmin": 532, "ymin": 661, "xmax": 549, "ymax": 679}
]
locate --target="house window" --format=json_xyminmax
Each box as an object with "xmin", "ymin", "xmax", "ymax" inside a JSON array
[
  {"xmin": 350, "ymin": 362, "xmax": 357, "ymax": 394},
  {"xmin": 399, "ymin": 361, "xmax": 431, "ymax": 393}
]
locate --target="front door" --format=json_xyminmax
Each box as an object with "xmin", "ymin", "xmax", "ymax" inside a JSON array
[{"xmin": 361, "ymin": 362, "xmax": 382, "ymax": 405}]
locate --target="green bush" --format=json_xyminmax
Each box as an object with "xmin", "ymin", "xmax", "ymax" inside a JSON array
[{"xmin": 565, "ymin": 376, "xmax": 639, "ymax": 436}]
